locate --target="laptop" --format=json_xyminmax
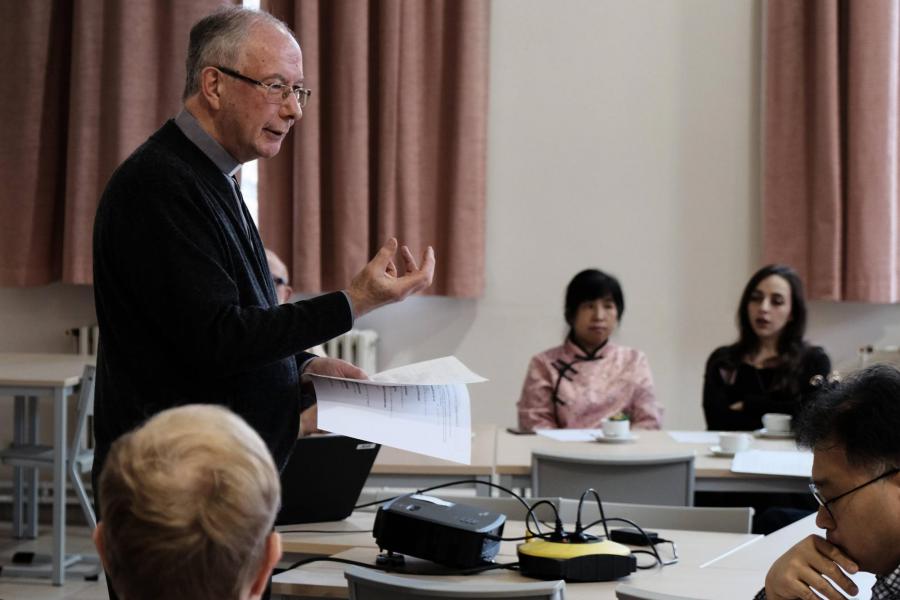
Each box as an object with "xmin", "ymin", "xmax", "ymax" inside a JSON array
[{"xmin": 275, "ymin": 434, "xmax": 381, "ymax": 525}]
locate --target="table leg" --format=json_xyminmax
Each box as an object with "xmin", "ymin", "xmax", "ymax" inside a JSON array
[
  {"xmin": 26, "ymin": 395, "xmax": 39, "ymax": 538},
  {"xmin": 51, "ymin": 386, "xmax": 68, "ymax": 586},
  {"xmin": 12, "ymin": 396, "xmax": 24, "ymax": 538}
]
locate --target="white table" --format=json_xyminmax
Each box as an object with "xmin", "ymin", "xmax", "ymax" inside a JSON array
[
  {"xmin": 272, "ymin": 512, "xmax": 761, "ymax": 599},
  {"xmin": 615, "ymin": 514, "xmax": 876, "ymax": 599},
  {"xmin": 366, "ymin": 425, "xmax": 497, "ymax": 495},
  {"xmin": 495, "ymin": 429, "xmax": 810, "ymax": 494},
  {"xmin": 0, "ymin": 353, "xmax": 95, "ymax": 585}
]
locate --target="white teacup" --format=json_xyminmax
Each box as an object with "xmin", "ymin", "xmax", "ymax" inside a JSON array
[
  {"xmin": 719, "ymin": 432, "xmax": 751, "ymax": 454},
  {"xmin": 602, "ymin": 419, "xmax": 630, "ymax": 438},
  {"xmin": 762, "ymin": 413, "xmax": 792, "ymax": 433}
]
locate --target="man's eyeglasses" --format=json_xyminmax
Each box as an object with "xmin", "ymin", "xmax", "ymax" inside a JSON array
[
  {"xmin": 215, "ymin": 66, "xmax": 312, "ymax": 108},
  {"xmin": 809, "ymin": 466, "xmax": 900, "ymax": 522}
]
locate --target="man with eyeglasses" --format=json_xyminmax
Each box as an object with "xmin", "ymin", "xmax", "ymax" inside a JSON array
[
  {"xmin": 757, "ymin": 365, "xmax": 900, "ymax": 600},
  {"xmin": 93, "ymin": 8, "xmax": 434, "ymax": 597}
]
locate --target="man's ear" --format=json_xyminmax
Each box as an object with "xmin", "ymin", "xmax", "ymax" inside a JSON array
[
  {"xmin": 199, "ymin": 66, "xmax": 224, "ymax": 110},
  {"xmin": 248, "ymin": 532, "xmax": 282, "ymax": 599},
  {"xmin": 92, "ymin": 522, "xmax": 110, "ymax": 572}
]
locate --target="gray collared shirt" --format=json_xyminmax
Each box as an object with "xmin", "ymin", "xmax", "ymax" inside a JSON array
[
  {"xmin": 174, "ymin": 108, "xmax": 251, "ymax": 238},
  {"xmin": 174, "ymin": 109, "xmax": 241, "ymax": 176}
]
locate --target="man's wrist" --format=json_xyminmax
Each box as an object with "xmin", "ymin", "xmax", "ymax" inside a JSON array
[{"xmin": 341, "ymin": 289, "xmax": 359, "ymax": 321}]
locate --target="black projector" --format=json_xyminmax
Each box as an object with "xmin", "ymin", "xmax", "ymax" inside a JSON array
[{"xmin": 373, "ymin": 493, "xmax": 506, "ymax": 568}]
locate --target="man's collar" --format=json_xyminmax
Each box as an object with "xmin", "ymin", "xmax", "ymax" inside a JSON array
[
  {"xmin": 174, "ymin": 109, "xmax": 241, "ymax": 177},
  {"xmin": 872, "ymin": 561, "xmax": 900, "ymax": 599}
]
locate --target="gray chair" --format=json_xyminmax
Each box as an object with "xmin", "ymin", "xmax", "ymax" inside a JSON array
[
  {"xmin": 558, "ymin": 499, "xmax": 753, "ymax": 533},
  {"xmin": 532, "ymin": 451, "xmax": 695, "ymax": 506},
  {"xmin": 344, "ymin": 565, "xmax": 566, "ymax": 599},
  {"xmin": 1, "ymin": 365, "xmax": 97, "ymax": 529},
  {"xmin": 616, "ymin": 586, "xmax": 691, "ymax": 600}
]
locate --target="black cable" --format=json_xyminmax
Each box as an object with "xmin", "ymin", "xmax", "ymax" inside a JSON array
[
  {"xmin": 282, "ymin": 555, "xmax": 520, "ymax": 576},
  {"xmin": 353, "ymin": 478, "xmax": 548, "ymax": 537},
  {"xmin": 574, "ymin": 488, "xmax": 610, "ymax": 539},
  {"xmin": 581, "ymin": 516, "xmax": 677, "ymax": 568},
  {"xmin": 485, "ymin": 500, "xmax": 563, "ymax": 541}
]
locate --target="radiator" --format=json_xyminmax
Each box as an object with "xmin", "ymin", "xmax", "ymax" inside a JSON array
[
  {"xmin": 66, "ymin": 325, "xmax": 99, "ymax": 355},
  {"xmin": 324, "ymin": 329, "xmax": 379, "ymax": 373}
]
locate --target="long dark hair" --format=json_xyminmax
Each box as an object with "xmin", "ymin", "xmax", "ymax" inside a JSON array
[{"xmin": 724, "ymin": 264, "xmax": 809, "ymax": 389}]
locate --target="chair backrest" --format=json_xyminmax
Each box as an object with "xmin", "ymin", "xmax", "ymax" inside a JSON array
[
  {"xmin": 616, "ymin": 585, "xmax": 687, "ymax": 600},
  {"xmin": 557, "ymin": 499, "xmax": 753, "ymax": 534},
  {"xmin": 70, "ymin": 364, "xmax": 96, "ymax": 456},
  {"xmin": 344, "ymin": 565, "xmax": 566, "ymax": 599},
  {"xmin": 532, "ymin": 451, "xmax": 695, "ymax": 506}
]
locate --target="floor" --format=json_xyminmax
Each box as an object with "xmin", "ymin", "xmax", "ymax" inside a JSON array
[{"xmin": 0, "ymin": 522, "xmax": 107, "ymax": 600}]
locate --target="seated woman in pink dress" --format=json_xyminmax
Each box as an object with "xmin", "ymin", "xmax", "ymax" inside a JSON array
[{"xmin": 517, "ymin": 269, "xmax": 663, "ymax": 430}]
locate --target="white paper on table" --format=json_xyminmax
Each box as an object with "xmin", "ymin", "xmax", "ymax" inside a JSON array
[
  {"xmin": 536, "ymin": 428, "xmax": 604, "ymax": 442},
  {"xmin": 369, "ymin": 356, "xmax": 487, "ymax": 385},
  {"xmin": 311, "ymin": 356, "xmax": 484, "ymax": 464},
  {"xmin": 668, "ymin": 430, "xmax": 720, "ymax": 444},
  {"xmin": 730, "ymin": 449, "xmax": 814, "ymax": 477}
]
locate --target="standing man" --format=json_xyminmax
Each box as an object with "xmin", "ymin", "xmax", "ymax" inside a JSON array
[
  {"xmin": 93, "ymin": 5, "xmax": 434, "ymax": 506},
  {"xmin": 758, "ymin": 365, "xmax": 900, "ymax": 599}
]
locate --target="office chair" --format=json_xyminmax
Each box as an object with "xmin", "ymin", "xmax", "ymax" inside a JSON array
[
  {"xmin": 345, "ymin": 565, "xmax": 566, "ymax": 599},
  {"xmin": 558, "ymin": 499, "xmax": 753, "ymax": 533},
  {"xmin": 2, "ymin": 365, "xmax": 97, "ymax": 529},
  {"xmin": 532, "ymin": 451, "xmax": 695, "ymax": 506}
]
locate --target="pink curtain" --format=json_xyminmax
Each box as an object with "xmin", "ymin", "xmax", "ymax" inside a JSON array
[
  {"xmin": 0, "ymin": 0, "xmax": 232, "ymax": 286},
  {"xmin": 260, "ymin": 0, "xmax": 489, "ymax": 297},
  {"xmin": 763, "ymin": 0, "xmax": 900, "ymax": 302}
]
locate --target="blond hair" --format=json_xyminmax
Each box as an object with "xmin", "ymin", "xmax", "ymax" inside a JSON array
[{"xmin": 99, "ymin": 404, "xmax": 280, "ymax": 600}]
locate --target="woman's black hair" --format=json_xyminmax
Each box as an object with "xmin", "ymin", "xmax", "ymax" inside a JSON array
[
  {"xmin": 724, "ymin": 264, "xmax": 809, "ymax": 390},
  {"xmin": 564, "ymin": 269, "xmax": 624, "ymax": 326}
]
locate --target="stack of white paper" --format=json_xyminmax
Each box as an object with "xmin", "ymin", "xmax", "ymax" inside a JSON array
[
  {"xmin": 311, "ymin": 356, "xmax": 486, "ymax": 465},
  {"xmin": 730, "ymin": 450, "xmax": 814, "ymax": 478}
]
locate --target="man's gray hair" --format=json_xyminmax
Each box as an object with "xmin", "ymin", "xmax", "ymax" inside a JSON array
[{"xmin": 183, "ymin": 6, "xmax": 295, "ymax": 101}]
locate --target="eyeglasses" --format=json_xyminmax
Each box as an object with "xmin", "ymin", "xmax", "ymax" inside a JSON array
[
  {"xmin": 809, "ymin": 467, "xmax": 900, "ymax": 522},
  {"xmin": 215, "ymin": 66, "xmax": 312, "ymax": 108},
  {"xmin": 273, "ymin": 276, "xmax": 289, "ymax": 287}
]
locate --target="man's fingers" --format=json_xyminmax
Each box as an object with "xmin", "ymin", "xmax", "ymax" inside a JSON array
[
  {"xmin": 369, "ymin": 238, "xmax": 399, "ymax": 271},
  {"xmin": 812, "ymin": 536, "xmax": 858, "ymax": 574},
  {"xmin": 419, "ymin": 246, "xmax": 435, "ymax": 284},
  {"xmin": 399, "ymin": 245, "xmax": 418, "ymax": 273},
  {"xmin": 386, "ymin": 260, "xmax": 398, "ymax": 277}
]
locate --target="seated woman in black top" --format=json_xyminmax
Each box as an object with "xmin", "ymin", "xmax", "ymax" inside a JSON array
[{"xmin": 703, "ymin": 264, "xmax": 830, "ymax": 431}]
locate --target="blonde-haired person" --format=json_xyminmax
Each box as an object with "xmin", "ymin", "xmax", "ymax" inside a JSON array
[{"xmin": 94, "ymin": 404, "xmax": 282, "ymax": 600}]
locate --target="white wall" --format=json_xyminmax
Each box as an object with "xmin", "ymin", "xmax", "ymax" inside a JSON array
[
  {"xmin": 6, "ymin": 0, "xmax": 900, "ymax": 439},
  {"xmin": 361, "ymin": 0, "xmax": 763, "ymax": 429}
]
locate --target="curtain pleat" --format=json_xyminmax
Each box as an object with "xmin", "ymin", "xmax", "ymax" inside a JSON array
[
  {"xmin": 0, "ymin": 0, "xmax": 233, "ymax": 286},
  {"xmin": 763, "ymin": 0, "xmax": 900, "ymax": 302},
  {"xmin": 260, "ymin": 0, "xmax": 488, "ymax": 298}
]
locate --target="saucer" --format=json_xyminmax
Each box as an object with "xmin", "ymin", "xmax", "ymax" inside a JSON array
[
  {"xmin": 593, "ymin": 432, "xmax": 638, "ymax": 444},
  {"xmin": 709, "ymin": 445, "xmax": 737, "ymax": 458},
  {"xmin": 753, "ymin": 428, "xmax": 794, "ymax": 440}
]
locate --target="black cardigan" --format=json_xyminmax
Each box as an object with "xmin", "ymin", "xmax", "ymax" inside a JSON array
[
  {"xmin": 702, "ymin": 345, "xmax": 831, "ymax": 431},
  {"xmin": 92, "ymin": 120, "xmax": 352, "ymax": 473}
]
